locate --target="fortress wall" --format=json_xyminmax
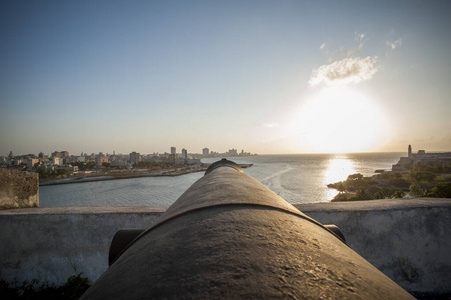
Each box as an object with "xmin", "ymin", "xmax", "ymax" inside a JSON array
[
  {"xmin": 0, "ymin": 198, "xmax": 450, "ymax": 295},
  {"xmin": 0, "ymin": 169, "xmax": 39, "ymax": 209},
  {"xmin": 295, "ymin": 198, "xmax": 451, "ymax": 295}
]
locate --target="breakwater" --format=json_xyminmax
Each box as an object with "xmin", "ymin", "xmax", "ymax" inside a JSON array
[{"xmin": 0, "ymin": 198, "xmax": 449, "ymax": 296}]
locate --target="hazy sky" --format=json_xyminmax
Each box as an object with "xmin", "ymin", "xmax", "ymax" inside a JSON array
[{"xmin": 1, "ymin": 0, "xmax": 450, "ymax": 155}]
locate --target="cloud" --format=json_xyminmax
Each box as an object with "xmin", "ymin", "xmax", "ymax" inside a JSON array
[
  {"xmin": 309, "ymin": 56, "xmax": 378, "ymax": 86},
  {"xmin": 319, "ymin": 43, "xmax": 326, "ymax": 50},
  {"xmin": 386, "ymin": 38, "xmax": 402, "ymax": 50},
  {"xmin": 263, "ymin": 122, "xmax": 279, "ymax": 128},
  {"xmin": 328, "ymin": 32, "xmax": 367, "ymax": 61},
  {"xmin": 355, "ymin": 32, "xmax": 365, "ymax": 42}
]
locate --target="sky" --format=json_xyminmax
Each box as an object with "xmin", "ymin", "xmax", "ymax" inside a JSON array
[{"xmin": 1, "ymin": 0, "xmax": 451, "ymax": 155}]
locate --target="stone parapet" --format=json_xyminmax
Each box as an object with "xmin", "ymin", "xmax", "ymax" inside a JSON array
[{"xmin": 0, "ymin": 199, "xmax": 449, "ymax": 296}]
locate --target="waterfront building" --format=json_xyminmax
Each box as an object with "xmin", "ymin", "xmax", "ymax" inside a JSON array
[
  {"xmin": 202, "ymin": 148, "xmax": 209, "ymax": 156},
  {"xmin": 130, "ymin": 152, "xmax": 140, "ymax": 165},
  {"xmin": 392, "ymin": 145, "xmax": 451, "ymax": 171},
  {"xmin": 182, "ymin": 148, "xmax": 188, "ymax": 160}
]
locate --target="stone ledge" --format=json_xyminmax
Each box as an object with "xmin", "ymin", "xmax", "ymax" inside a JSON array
[
  {"xmin": 295, "ymin": 198, "xmax": 451, "ymax": 212},
  {"xmin": 1, "ymin": 198, "xmax": 449, "ymax": 215},
  {"xmin": 0, "ymin": 198, "xmax": 450, "ymax": 295}
]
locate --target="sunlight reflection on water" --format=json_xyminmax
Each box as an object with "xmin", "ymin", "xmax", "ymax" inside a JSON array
[{"xmin": 323, "ymin": 156, "xmax": 356, "ymax": 200}]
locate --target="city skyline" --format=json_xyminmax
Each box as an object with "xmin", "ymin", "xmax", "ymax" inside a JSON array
[
  {"xmin": 2, "ymin": 146, "xmax": 253, "ymax": 157},
  {"xmin": 1, "ymin": 1, "xmax": 451, "ymax": 155}
]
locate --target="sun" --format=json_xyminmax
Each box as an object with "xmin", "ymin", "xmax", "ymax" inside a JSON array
[{"xmin": 293, "ymin": 86, "xmax": 387, "ymax": 153}]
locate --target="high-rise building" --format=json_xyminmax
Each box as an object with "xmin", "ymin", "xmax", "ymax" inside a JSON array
[
  {"xmin": 202, "ymin": 148, "xmax": 209, "ymax": 156},
  {"xmin": 182, "ymin": 148, "xmax": 188, "ymax": 159},
  {"xmin": 130, "ymin": 152, "xmax": 140, "ymax": 165},
  {"xmin": 171, "ymin": 147, "xmax": 176, "ymax": 155}
]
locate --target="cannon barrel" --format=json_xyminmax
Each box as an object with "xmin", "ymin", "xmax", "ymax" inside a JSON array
[{"xmin": 82, "ymin": 159, "xmax": 414, "ymax": 299}]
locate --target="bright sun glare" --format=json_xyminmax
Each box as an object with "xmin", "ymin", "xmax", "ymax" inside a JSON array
[{"xmin": 294, "ymin": 87, "xmax": 387, "ymax": 153}]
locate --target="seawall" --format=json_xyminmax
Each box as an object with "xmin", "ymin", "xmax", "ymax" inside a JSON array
[{"xmin": 0, "ymin": 198, "xmax": 449, "ymax": 295}]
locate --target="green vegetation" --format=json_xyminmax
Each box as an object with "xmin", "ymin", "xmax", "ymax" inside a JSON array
[
  {"xmin": 37, "ymin": 166, "xmax": 69, "ymax": 179},
  {"xmin": 0, "ymin": 273, "xmax": 90, "ymax": 300},
  {"xmin": 328, "ymin": 160, "xmax": 451, "ymax": 202},
  {"xmin": 70, "ymin": 161, "xmax": 96, "ymax": 171},
  {"xmin": 135, "ymin": 161, "xmax": 172, "ymax": 169}
]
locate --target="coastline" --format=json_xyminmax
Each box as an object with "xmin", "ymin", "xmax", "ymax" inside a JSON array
[{"xmin": 39, "ymin": 163, "xmax": 254, "ymax": 186}]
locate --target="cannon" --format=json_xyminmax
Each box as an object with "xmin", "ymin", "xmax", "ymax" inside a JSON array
[{"xmin": 81, "ymin": 159, "xmax": 414, "ymax": 299}]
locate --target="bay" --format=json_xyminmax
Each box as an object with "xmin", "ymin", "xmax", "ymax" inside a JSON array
[{"xmin": 39, "ymin": 152, "xmax": 403, "ymax": 207}]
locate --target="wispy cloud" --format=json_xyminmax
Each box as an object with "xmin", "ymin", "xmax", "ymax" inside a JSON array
[
  {"xmin": 309, "ymin": 56, "xmax": 378, "ymax": 86},
  {"xmin": 386, "ymin": 38, "xmax": 402, "ymax": 50},
  {"xmin": 355, "ymin": 32, "xmax": 366, "ymax": 42},
  {"xmin": 319, "ymin": 43, "xmax": 326, "ymax": 50},
  {"xmin": 263, "ymin": 122, "xmax": 279, "ymax": 128},
  {"xmin": 327, "ymin": 32, "xmax": 367, "ymax": 61}
]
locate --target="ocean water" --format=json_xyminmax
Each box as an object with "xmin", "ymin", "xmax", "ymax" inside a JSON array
[{"xmin": 39, "ymin": 153, "xmax": 402, "ymax": 207}]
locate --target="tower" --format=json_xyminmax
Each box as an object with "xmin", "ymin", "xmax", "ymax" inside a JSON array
[{"xmin": 408, "ymin": 145, "xmax": 412, "ymax": 159}]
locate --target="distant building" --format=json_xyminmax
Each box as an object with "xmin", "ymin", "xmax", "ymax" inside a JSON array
[
  {"xmin": 392, "ymin": 145, "xmax": 451, "ymax": 171},
  {"xmin": 228, "ymin": 149, "xmax": 238, "ymax": 156},
  {"xmin": 96, "ymin": 156, "xmax": 109, "ymax": 168},
  {"xmin": 202, "ymin": 148, "xmax": 209, "ymax": 156},
  {"xmin": 61, "ymin": 151, "xmax": 69, "ymax": 158},
  {"xmin": 110, "ymin": 156, "xmax": 127, "ymax": 168},
  {"xmin": 130, "ymin": 152, "xmax": 140, "ymax": 165},
  {"xmin": 171, "ymin": 147, "xmax": 176, "ymax": 155},
  {"xmin": 182, "ymin": 148, "xmax": 188, "ymax": 160},
  {"xmin": 187, "ymin": 159, "xmax": 201, "ymax": 164},
  {"xmin": 52, "ymin": 151, "xmax": 62, "ymax": 159},
  {"xmin": 26, "ymin": 158, "xmax": 39, "ymax": 169}
]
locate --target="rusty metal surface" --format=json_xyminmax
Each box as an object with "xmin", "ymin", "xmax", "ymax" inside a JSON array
[{"xmin": 82, "ymin": 160, "xmax": 414, "ymax": 299}]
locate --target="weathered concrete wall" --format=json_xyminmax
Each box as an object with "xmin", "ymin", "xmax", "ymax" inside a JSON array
[
  {"xmin": 0, "ymin": 199, "xmax": 449, "ymax": 295},
  {"xmin": 0, "ymin": 207, "xmax": 163, "ymax": 284},
  {"xmin": 295, "ymin": 198, "xmax": 451, "ymax": 295},
  {"xmin": 0, "ymin": 168, "xmax": 39, "ymax": 209}
]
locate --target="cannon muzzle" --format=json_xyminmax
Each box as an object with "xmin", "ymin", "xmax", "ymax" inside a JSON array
[{"xmin": 82, "ymin": 159, "xmax": 414, "ymax": 299}]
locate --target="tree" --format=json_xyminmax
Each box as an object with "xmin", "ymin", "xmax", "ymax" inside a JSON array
[
  {"xmin": 55, "ymin": 168, "xmax": 69, "ymax": 176},
  {"xmin": 409, "ymin": 183, "xmax": 424, "ymax": 197},
  {"xmin": 427, "ymin": 182, "xmax": 451, "ymax": 198},
  {"xmin": 336, "ymin": 182, "xmax": 346, "ymax": 194},
  {"xmin": 391, "ymin": 190, "xmax": 405, "ymax": 199},
  {"xmin": 37, "ymin": 165, "xmax": 47, "ymax": 178},
  {"xmin": 347, "ymin": 173, "xmax": 363, "ymax": 181}
]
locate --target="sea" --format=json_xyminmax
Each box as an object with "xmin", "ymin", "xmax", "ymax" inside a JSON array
[{"xmin": 39, "ymin": 153, "xmax": 403, "ymax": 207}]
